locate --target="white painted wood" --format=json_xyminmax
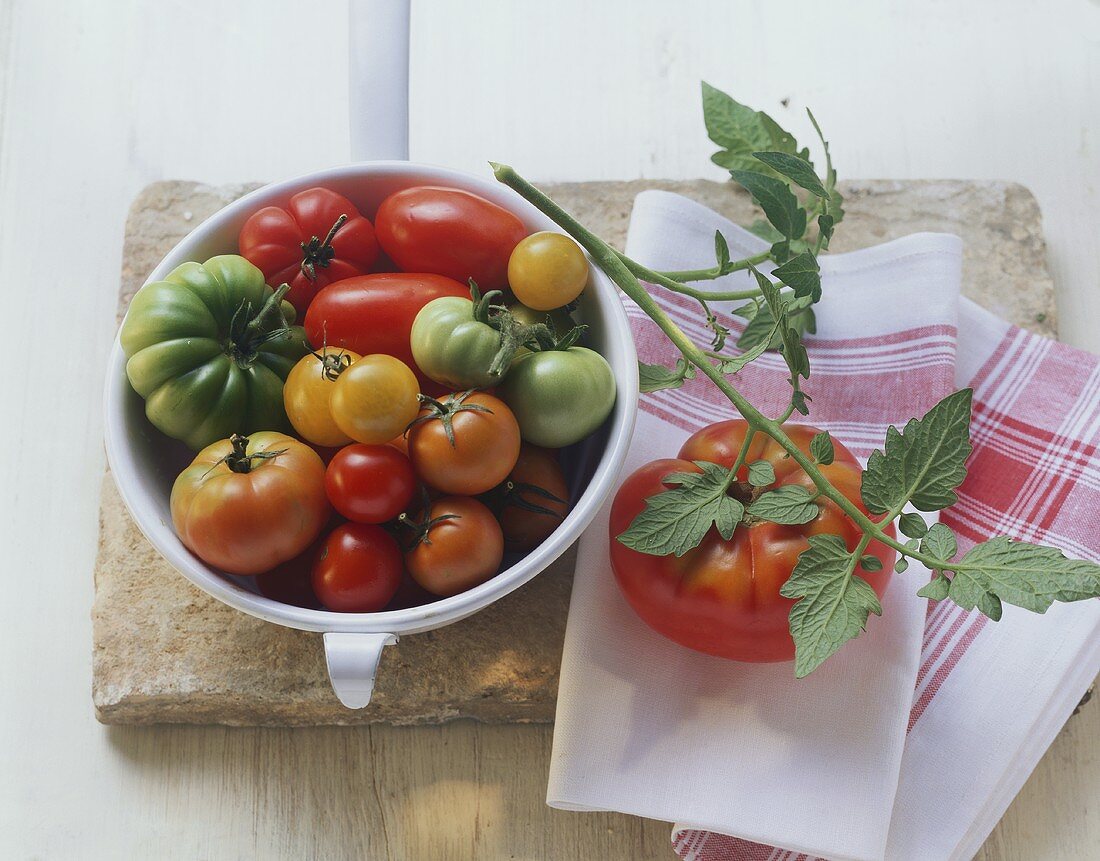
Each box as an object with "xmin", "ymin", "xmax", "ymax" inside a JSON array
[{"xmin": 0, "ymin": 0, "xmax": 1096, "ymax": 857}]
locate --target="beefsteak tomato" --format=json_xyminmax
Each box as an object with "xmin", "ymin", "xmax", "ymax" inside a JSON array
[
  {"xmin": 171, "ymin": 432, "xmax": 330, "ymax": 576},
  {"xmin": 121, "ymin": 255, "xmax": 310, "ymax": 451},
  {"xmin": 609, "ymin": 420, "xmax": 895, "ymax": 662},
  {"xmin": 238, "ymin": 187, "xmax": 379, "ymax": 314}
]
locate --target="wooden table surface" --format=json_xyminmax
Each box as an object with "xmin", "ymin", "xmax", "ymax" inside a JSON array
[{"xmin": 1, "ymin": 1, "xmax": 1097, "ymax": 858}]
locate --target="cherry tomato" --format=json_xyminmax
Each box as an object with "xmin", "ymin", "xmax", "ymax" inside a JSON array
[
  {"xmin": 404, "ymin": 497, "xmax": 504, "ymax": 597},
  {"xmin": 490, "ymin": 444, "xmax": 570, "ymax": 552},
  {"xmin": 283, "ymin": 348, "xmax": 361, "ymax": 447},
  {"xmin": 506, "ymin": 232, "xmax": 589, "ymax": 311},
  {"xmin": 238, "ymin": 187, "xmax": 379, "ymax": 315},
  {"xmin": 304, "ymin": 272, "xmax": 469, "ymax": 395},
  {"xmin": 374, "ymin": 186, "xmax": 527, "ymax": 290},
  {"xmin": 407, "ymin": 391, "xmax": 521, "ymax": 495},
  {"xmin": 325, "ymin": 444, "xmax": 416, "ymax": 524},
  {"xmin": 330, "ymin": 354, "xmax": 420, "ymax": 445},
  {"xmin": 609, "ymin": 420, "xmax": 896, "ymax": 662},
  {"xmin": 171, "ymin": 432, "xmax": 330, "ymax": 576},
  {"xmin": 312, "ymin": 523, "xmax": 403, "ymax": 612}
]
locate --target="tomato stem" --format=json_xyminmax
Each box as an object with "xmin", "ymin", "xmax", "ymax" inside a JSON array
[
  {"xmin": 214, "ymin": 433, "xmax": 287, "ymax": 475},
  {"xmin": 300, "ymin": 213, "xmax": 349, "ymax": 282}
]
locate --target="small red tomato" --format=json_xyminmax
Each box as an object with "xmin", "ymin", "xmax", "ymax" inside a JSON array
[
  {"xmin": 238, "ymin": 187, "xmax": 379, "ymax": 315},
  {"xmin": 312, "ymin": 523, "xmax": 403, "ymax": 612},
  {"xmin": 374, "ymin": 186, "xmax": 527, "ymax": 290},
  {"xmin": 325, "ymin": 444, "xmax": 416, "ymax": 524}
]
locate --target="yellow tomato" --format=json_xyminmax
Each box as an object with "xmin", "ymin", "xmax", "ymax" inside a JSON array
[
  {"xmin": 506, "ymin": 232, "xmax": 589, "ymax": 311},
  {"xmin": 331, "ymin": 354, "xmax": 420, "ymax": 444},
  {"xmin": 283, "ymin": 348, "xmax": 361, "ymax": 447}
]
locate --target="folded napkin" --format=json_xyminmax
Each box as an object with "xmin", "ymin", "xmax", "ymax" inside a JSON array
[{"xmin": 547, "ymin": 191, "xmax": 1100, "ymax": 861}]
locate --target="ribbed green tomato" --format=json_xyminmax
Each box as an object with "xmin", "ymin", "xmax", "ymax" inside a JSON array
[
  {"xmin": 410, "ymin": 294, "xmax": 508, "ymax": 389},
  {"xmin": 120, "ymin": 255, "xmax": 310, "ymax": 450},
  {"xmin": 499, "ymin": 347, "xmax": 616, "ymax": 448}
]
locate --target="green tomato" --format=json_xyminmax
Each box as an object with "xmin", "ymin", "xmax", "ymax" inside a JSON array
[
  {"xmin": 507, "ymin": 301, "xmax": 575, "ymax": 336},
  {"xmin": 120, "ymin": 254, "xmax": 310, "ymax": 450},
  {"xmin": 410, "ymin": 295, "xmax": 508, "ymax": 389},
  {"xmin": 500, "ymin": 347, "xmax": 617, "ymax": 448}
]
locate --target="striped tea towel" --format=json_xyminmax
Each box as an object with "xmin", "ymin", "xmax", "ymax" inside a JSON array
[{"xmin": 547, "ymin": 190, "xmax": 1100, "ymax": 861}]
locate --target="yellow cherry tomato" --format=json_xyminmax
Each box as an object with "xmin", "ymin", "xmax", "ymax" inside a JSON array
[
  {"xmin": 506, "ymin": 231, "xmax": 589, "ymax": 311},
  {"xmin": 331, "ymin": 354, "xmax": 420, "ymax": 444},
  {"xmin": 283, "ymin": 348, "xmax": 362, "ymax": 447}
]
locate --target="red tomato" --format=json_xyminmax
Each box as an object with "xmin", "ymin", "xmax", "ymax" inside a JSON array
[
  {"xmin": 492, "ymin": 444, "xmax": 570, "ymax": 552},
  {"xmin": 325, "ymin": 444, "xmax": 416, "ymax": 524},
  {"xmin": 312, "ymin": 523, "xmax": 403, "ymax": 612},
  {"xmin": 255, "ymin": 534, "xmax": 327, "ymax": 609},
  {"xmin": 170, "ymin": 432, "xmax": 330, "ymax": 576},
  {"xmin": 406, "ymin": 392, "xmax": 521, "ymax": 495},
  {"xmin": 404, "ymin": 497, "xmax": 504, "ymax": 597},
  {"xmin": 304, "ymin": 272, "xmax": 468, "ymax": 394},
  {"xmin": 609, "ymin": 420, "xmax": 895, "ymax": 662},
  {"xmin": 238, "ymin": 187, "xmax": 379, "ymax": 315},
  {"xmin": 374, "ymin": 186, "xmax": 527, "ymax": 290}
]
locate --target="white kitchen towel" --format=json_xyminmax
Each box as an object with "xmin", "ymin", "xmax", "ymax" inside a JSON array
[{"xmin": 547, "ymin": 190, "xmax": 1100, "ymax": 861}]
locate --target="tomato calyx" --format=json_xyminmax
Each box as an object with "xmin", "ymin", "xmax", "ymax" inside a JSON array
[
  {"xmin": 497, "ymin": 480, "xmax": 568, "ymax": 519},
  {"xmin": 525, "ymin": 323, "xmax": 587, "ymax": 353},
  {"xmin": 207, "ymin": 433, "xmax": 288, "ymax": 475},
  {"xmin": 468, "ymin": 279, "xmax": 539, "ymax": 378},
  {"xmin": 299, "ymin": 213, "xmax": 348, "ymax": 282},
  {"xmin": 310, "ymin": 345, "xmax": 354, "ymax": 381},
  {"xmin": 407, "ymin": 390, "xmax": 494, "ymax": 447},
  {"xmin": 394, "ymin": 507, "xmax": 460, "ymax": 550},
  {"xmin": 225, "ymin": 282, "xmax": 294, "ymax": 366}
]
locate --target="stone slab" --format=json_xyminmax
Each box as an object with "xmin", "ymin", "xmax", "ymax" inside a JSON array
[{"xmin": 94, "ymin": 178, "xmax": 1057, "ymax": 725}]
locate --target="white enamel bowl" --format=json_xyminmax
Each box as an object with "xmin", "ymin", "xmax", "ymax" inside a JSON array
[{"xmin": 103, "ymin": 161, "xmax": 638, "ymax": 707}]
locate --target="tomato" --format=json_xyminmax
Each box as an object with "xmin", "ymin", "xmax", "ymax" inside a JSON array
[
  {"xmin": 283, "ymin": 348, "xmax": 361, "ymax": 447},
  {"xmin": 312, "ymin": 523, "xmax": 403, "ymax": 612},
  {"xmin": 407, "ymin": 391, "xmax": 521, "ymax": 494},
  {"xmin": 325, "ymin": 444, "xmax": 416, "ymax": 524},
  {"xmin": 507, "ymin": 232, "xmax": 589, "ymax": 311},
  {"xmin": 499, "ymin": 346, "xmax": 616, "ymax": 448},
  {"xmin": 304, "ymin": 272, "xmax": 468, "ymax": 393},
  {"xmin": 255, "ymin": 532, "xmax": 329, "ymax": 608},
  {"xmin": 121, "ymin": 255, "xmax": 310, "ymax": 451},
  {"xmin": 488, "ymin": 444, "xmax": 570, "ymax": 552},
  {"xmin": 410, "ymin": 292, "xmax": 512, "ymax": 390},
  {"xmin": 508, "ymin": 301, "xmax": 575, "ymax": 336},
  {"xmin": 330, "ymin": 354, "xmax": 420, "ymax": 445},
  {"xmin": 238, "ymin": 187, "xmax": 379, "ymax": 315},
  {"xmin": 608, "ymin": 420, "xmax": 896, "ymax": 662},
  {"xmin": 403, "ymin": 497, "xmax": 504, "ymax": 597},
  {"xmin": 374, "ymin": 186, "xmax": 527, "ymax": 290},
  {"xmin": 171, "ymin": 432, "xmax": 330, "ymax": 576}
]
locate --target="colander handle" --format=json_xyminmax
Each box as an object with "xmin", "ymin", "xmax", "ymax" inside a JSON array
[
  {"xmin": 348, "ymin": 0, "xmax": 411, "ymax": 161},
  {"xmin": 324, "ymin": 631, "xmax": 399, "ymax": 708}
]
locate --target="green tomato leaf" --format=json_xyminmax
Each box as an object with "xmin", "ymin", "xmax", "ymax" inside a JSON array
[
  {"xmin": 895, "ymin": 558, "xmax": 910, "ymax": 573},
  {"xmin": 730, "ymin": 170, "xmax": 808, "ymax": 241},
  {"xmin": 702, "ymin": 83, "xmax": 803, "ymax": 178},
  {"xmin": 714, "ymin": 230, "xmax": 732, "ymax": 272},
  {"xmin": 746, "ymin": 459, "xmax": 776, "ymax": 487},
  {"xmin": 752, "ymin": 151, "xmax": 829, "ymax": 198},
  {"xmin": 638, "ymin": 358, "xmax": 695, "ymax": 394},
  {"xmin": 772, "ymin": 252, "xmax": 822, "ymax": 302},
  {"xmin": 920, "ymin": 522, "xmax": 957, "ymax": 561},
  {"xmin": 719, "ymin": 318, "xmax": 779, "ymax": 373},
  {"xmin": 917, "ymin": 572, "xmax": 951, "ymax": 601},
  {"xmin": 748, "ymin": 485, "xmax": 819, "ymax": 525},
  {"xmin": 736, "ymin": 300, "xmax": 781, "ymax": 351},
  {"xmin": 860, "ymin": 389, "xmax": 974, "ymax": 515},
  {"xmin": 817, "ymin": 213, "xmax": 836, "ymax": 249},
  {"xmin": 810, "ymin": 431, "xmax": 835, "ymax": 466},
  {"xmin": 945, "ymin": 538, "xmax": 1100, "ymax": 619},
  {"xmin": 617, "ymin": 461, "xmax": 744, "ymax": 557},
  {"xmin": 898, "ymin": 512, "xmax": 928, "ymax": 539},
  {"xmin": 780, "ymin": 534, "xmax": 883, "ymax": 677},
  {"xmin": 860, "ymin": 555, "xmax": 884, "ymax": 572}
]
